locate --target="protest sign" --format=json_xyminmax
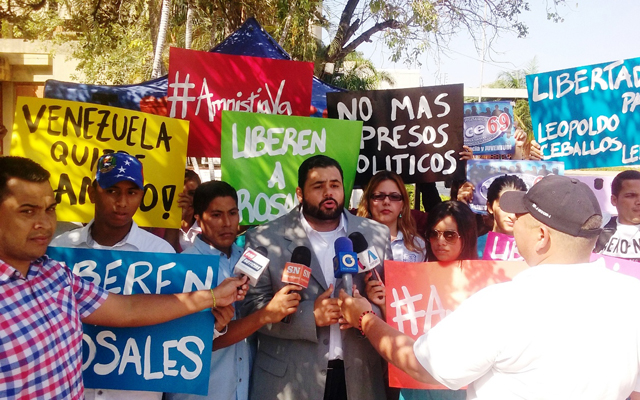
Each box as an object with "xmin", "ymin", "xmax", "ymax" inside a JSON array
[
  {"xmin": 526, "ymin": 57, "xmax": 640, "ymax": 169},
  {"xmin": 385, "ymin": 259, "xmax": 528, "ymax": 389},
  {"xmin": 591, "ymin": 253, "xmax": 640, "ymax": 279},
  {"xmin": 482, "ymin": 231, "xmax": 523, "ymax": 261},
  {"xmin": 10, "ymin": 97, "xmax": 188, "ymax": 228},
  {"xmin": 466, "ymin": 159, "xmax": 565, "ymax": 214},
  {"xmin": 167, "ymin": 47, "xmax": 314, "ymax": 157},
  {"xmin": 326, "ymin": 84, "xmax": 464, "ymax": 185},
  {"xmin": 565, "ymin": 173, "xmax": 617, "ymax": 216},
  {"xmin": 46, "ymin": 246, "xmax": 218, "ymax": 395},
  {"xmin": 463, "ymin": 101, "xmax": 515, "ymax": 155},
  {"xmin": 221, "ymin": 111, "xmax": 362, "ymax": 224}
]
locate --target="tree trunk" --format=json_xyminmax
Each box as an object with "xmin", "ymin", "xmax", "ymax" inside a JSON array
[
  {"xmin": 151, "ymin": 0, "xmax": 170, "ymax": 79},
  {"xmin": 185, "ymin": 4, "xmax": 194, "ymax": 49}
]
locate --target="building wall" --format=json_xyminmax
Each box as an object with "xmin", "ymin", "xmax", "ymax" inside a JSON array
[{"xmin": 0, "ymin": 39, "xmax": 80, "ymax": 154}]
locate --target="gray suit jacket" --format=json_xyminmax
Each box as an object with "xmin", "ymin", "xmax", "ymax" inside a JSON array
[{"xmin": 241, "ymin": 207, "xmax": 392, "ymax": 400}]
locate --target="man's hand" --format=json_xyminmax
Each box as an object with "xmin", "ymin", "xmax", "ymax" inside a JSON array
[
  {"xmin": 177, "ymin": 191, "xmax": 195, "ymax": 221},
  {"xmin": 314, "ymin": 284, "xmax": 340, "ymax": 327},
  {"xmin": 528, "ymin": 140, "xmax": 543, "ymax": 160},
  {"xmin": 212, "ymin": 304, "xmax": 235, "ymax": 332},
  {"xmin": 212, "ymin": 276, "xmax": 249, "ymax": 308},
  {"xmin": 263, "ymin": 285, "xmax": 302, "ymax": 324},
  {"xmin": 338, "ymin": 288, "xmax": 373, "ymax": 328},
  {"xmin": 456, "ymin": 181, "xmax": 475, "ymax": 204}
]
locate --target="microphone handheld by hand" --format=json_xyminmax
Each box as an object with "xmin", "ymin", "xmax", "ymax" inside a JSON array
[
  {"xmin": 281, "ymin": 246, "xmax": 312, "ymax": 323},
  {"xmin": 349, "ymin": 232, "xmax": 381, "ymax": 273},
  {"xmin": 233, "ymin": 246, "xmax": 269, "ymax": 286},
  {"xmin": 333, "ymin": 237, "xmax": 358, "ymax": 296}
]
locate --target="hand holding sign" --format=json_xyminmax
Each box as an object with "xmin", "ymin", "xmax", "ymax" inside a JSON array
[{"xmin": 365, "ymin": 271, "xmax": 385, "ymax": 311}]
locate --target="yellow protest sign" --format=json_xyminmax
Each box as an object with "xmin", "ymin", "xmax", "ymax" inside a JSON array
[{"xmin": 10, "ymin": 97, "xmax": 189, "ymax": 228}]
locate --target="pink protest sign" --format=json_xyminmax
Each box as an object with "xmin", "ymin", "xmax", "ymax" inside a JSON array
[
  {"xmin": 591, "ymin": 253, "xmax": 640, "ymax": 280},
  {"xmin": 482, "ymin": 231, "xmax": 523, "ymax": 261},
  {"xmin": 385, "ymin": 260, "xmax": 529, "ymax": 389},
  {"xmin": 167, "ymin": 47, "xmax": 314, "ymax": 157}
]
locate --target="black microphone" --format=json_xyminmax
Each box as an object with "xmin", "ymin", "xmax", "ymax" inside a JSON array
[{"xmin": 348, "ymin": 232, "xmax": 382, "ymax": 273}]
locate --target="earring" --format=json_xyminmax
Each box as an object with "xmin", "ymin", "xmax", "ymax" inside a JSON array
[{"xmin": 399, "ymin": 213, "xmax": 402, "ymax": 218}]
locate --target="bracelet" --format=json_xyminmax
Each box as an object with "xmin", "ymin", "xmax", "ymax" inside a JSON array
[
  {"xmin": 210, "ymin": 288, "xmax": 217, "ymax": 309},
  {"xmin": 358, "ymin": 310, "xmax": 375, "ymax": 336}
]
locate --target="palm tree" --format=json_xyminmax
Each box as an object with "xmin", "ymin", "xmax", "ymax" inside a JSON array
[{"xmin": 151, "ymin": 0, "xmax": 171, "ymax": 78}]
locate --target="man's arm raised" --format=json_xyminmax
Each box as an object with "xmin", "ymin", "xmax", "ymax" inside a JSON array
[
  {"xmin": 338, "ymin": 288, "xmax": 440, "ymax": 385},
  {"xmin": 82, "ymin": 276, "xmax": 248, "ymax": 327}
]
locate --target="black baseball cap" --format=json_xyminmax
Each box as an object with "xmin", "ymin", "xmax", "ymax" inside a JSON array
[{"xmin": 500, "ymin": 175, "xmax": 602, "ymax": 237}]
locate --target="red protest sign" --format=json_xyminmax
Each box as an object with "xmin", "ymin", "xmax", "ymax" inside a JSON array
[
  {"xmin": 384, "ymin": 260, "xmax": 528, "ymax": 389},
  {"xmin": 167, "ymin": 47, "xmax": 314, "ymax": 157}
]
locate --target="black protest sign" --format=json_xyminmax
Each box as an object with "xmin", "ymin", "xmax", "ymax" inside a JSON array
[{"xmin": 327, "ymin": 84, "xmax": 464, "ymax": 185}]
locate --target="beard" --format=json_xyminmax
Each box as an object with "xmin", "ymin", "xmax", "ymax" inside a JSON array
[{"xmin": 302, "ymin": 197, "xmax": 344, "ymax": 221}]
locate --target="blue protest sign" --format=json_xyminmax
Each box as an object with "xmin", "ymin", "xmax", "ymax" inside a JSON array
[
  {"xmin": 46, "ymin": 247, "xmax": 219, "ymax": 396},
  {"xmin": 463, "ymin": 101, "xmax": 516, "ymax": 155},
  {"xmin": 526, "ymin": 57, "xmax": 640, "ymax": 169},
  {"xmin": 466, "ymin": 159, "xmax": 565, "ymax": 214}
]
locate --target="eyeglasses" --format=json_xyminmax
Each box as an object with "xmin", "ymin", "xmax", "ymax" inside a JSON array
[
  {"xmin": 428, "ymin": 229, "xmax": 460, "ymax": 243},
  {"xmin": 370, "ymin": 192, "xmax": 403, "ymax": 202}
]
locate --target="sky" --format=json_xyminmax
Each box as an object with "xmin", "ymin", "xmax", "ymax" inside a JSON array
[{"xmin": 351, "ymin": 0, "xmax": 640, "ymax": 88}]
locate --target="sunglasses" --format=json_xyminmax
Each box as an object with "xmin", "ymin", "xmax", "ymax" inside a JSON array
[
  {"xmin": 428, "ymin": 229, "xmax": 460, "ymax": 243},
  {"xmin": 370, "ymin": 192, "xmax": 403, "ymax": 202}
]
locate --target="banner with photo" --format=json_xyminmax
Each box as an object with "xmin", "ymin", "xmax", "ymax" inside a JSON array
[
  {"xmin": 168, "ymin": 47, "xmax": 314, "ymax": 157},
  {"xmin": 385, "ymin": 260, "xmax": 529, "ymax": 389},
  {"xmin": 466, "ymin": 159, "xmax": 565, "ymax": 214},
  {"xmin": 463, "ymin": 101, "xmax": 516, "ymax": 155},
  {"xmin": 46, "ymin": 246, "xmax": 219, "ymax": 396},
  {"xmin": 526, "ymin": 56, "xmax": 640, "ymax": 169},
  {"xmin": 10, "ymin": 97, "xmax": 189, "ymax": 228},
  {"xmin": 326, "ymin": 84, "xmax": 464, "ymax": 185},
  {"xmin": 220, "ymin": 111, "xmax": 362, "ymax": 225}
]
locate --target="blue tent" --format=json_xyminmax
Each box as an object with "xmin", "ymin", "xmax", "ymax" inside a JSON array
[{"xmin": 44, "ymin": 17, "xmax": 343, "ymax": 118}]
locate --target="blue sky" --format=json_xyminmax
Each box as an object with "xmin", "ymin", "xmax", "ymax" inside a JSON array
[{"xmin": 355, "ymin": 0, "xmax": 640, "ymax": 87}]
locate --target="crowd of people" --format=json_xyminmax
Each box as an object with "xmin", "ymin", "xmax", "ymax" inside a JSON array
[{"xmin": 2, "ymin": 140, "xmax": 640, "ymax": 400}]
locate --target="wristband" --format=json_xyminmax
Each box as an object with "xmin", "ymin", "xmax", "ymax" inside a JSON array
[
  {"xmin": 358, "ymin": 310, "xmax": 375, "ymax": 336},
  {"xmin": 210, "ymin": 288, "xmax": 217, "ymax": 309},
  {"xmin": 213, "ymin": 325, "xmax": 228, "ymax": 339}
]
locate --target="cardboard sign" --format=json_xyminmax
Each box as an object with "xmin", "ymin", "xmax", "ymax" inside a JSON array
[
  {"xmin": 526, "ymin": 57, "xmax": 640, "ymax": 169},
  {"xmin": 167, "ymin": 47, "xmax": 314, "ymax": 157},
  {"xmin": 463, "ymin": 101, "xmax": 516, "ymax": 155},
  {"xmin": 482, "ymin": 231, "xmax": 522, "ymax": 261},
  {"xmin": 326, "ymin": 85, "xmax": 464, "ymax": 185},
  {"xmin": 466, "ymin": 159, "xmax": 565, "ymax": 214},
  {"xmin": 46, "ymin": 246, "xmax": 219, "ymax": 395},
  {"xmin": 10, "ymin": 97, "xmax": 189, "ymax": 228},
  {"xmin": 220, "ymin": 111, "xmax": 362, "ymax": 224},
  {"xmin": 385, "ymin": 260, "xmax": 529, "ymax": 389}
]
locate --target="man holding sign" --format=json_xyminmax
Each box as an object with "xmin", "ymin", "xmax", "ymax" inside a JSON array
[
  {"xmin": 0, "ymin": 156, "xmax": 248, "ymax": 400},
  {"xmin": 339, "ymin": 175, "xmax": 640, "ymax": 399}
]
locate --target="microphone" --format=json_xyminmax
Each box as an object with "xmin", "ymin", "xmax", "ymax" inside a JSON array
[
  {"xmin": 349, "ymin": 232, "xmax": 382, "ymax": 273},
  {"xmin": 233, "ymin": 246, "xmax": 270, "ymax": 287},
  {"xmin": 333, "ymin": 237, "xmax": 358, "ymax": 296},
  {"xmin": 281, "ymin": 246, "xmax": 312, "ymax": 323},
  {"xmin": 281, "ymin": 246, "xmax": 312, "ymax": 288}
]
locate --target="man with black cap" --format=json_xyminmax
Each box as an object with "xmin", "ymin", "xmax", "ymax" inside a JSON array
[{"xmin": 338, "ymin": 175, "xmax": 640, "ymax": 399}]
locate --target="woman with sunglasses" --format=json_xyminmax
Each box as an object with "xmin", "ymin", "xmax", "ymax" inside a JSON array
[{"xmin": 357, "ymin": 171, "xmax": 426, "ymax": 263}]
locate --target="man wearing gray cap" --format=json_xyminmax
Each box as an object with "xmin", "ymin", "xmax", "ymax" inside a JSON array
[{"xmin": 339, "ymin": 175, "xmax": 640, "ymax": 399}]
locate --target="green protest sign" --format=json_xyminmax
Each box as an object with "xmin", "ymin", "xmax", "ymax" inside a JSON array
[{"xmin": 221, "ymin": 111, "xmax": 363, "ymax": 225}]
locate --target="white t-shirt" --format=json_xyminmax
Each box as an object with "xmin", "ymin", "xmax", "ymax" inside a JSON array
[
  {"xmin": 600, "ymin": 219, "xmax": 640, "ymax": 262},
  {"xmin": 51, "ymin": 219, "xmax": 174, "ymax": 400},
  {"xmin": 414, "ymin": 259, "xmax": 640, "ymax": 399},
  {"xmin": 391, "ymin": 231, "xmax": 426, "ymax": 262}
]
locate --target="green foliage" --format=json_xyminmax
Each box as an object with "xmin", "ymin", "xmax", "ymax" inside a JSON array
[{"xmin": 324, "ymin": 50, "xmax": 394, "ymax": 90}]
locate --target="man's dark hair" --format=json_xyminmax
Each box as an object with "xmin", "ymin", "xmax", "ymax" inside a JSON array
[
  {"xmin": 297, "ymin": 155, "xmax": 343, "ymax": 189},
  {"xmin": 193, "ymin": 181, "xmax": 238, "ymax": 217},
  {"xmin": 612, "ymin": 170, "xmax": 640, "ymax": 197},
  {"xmin": 0, "ymin": 156, "xmax": 50, "ymax": 203},
  {"xmin": 185, "ymin": 169, "xmax": 201, "ymax": 185}
]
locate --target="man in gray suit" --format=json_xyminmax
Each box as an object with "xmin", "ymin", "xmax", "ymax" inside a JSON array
[{"xmin": 241, "ymin": 155, "xmax": 391, "ymax": 400}]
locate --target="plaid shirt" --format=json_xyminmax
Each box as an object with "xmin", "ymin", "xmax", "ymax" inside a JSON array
[{"xmin": 0, "ymin": 255, "xmax": 108, "ymax": 399}]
